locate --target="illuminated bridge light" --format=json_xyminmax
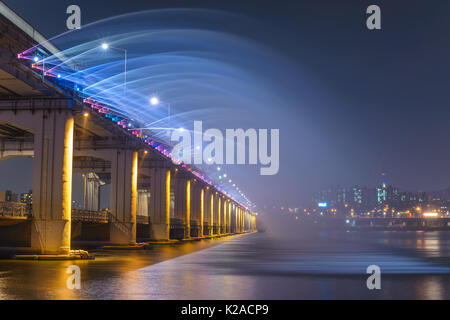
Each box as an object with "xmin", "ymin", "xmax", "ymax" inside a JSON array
[{"xmin": 423, "ymin": 212, "xmax": 439, "ymax": 218}]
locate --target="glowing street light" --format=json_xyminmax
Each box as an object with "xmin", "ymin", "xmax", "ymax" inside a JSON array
[
  {"xmin": 150, "ymin": 96, "xmax": 159, "ymax": 106},
  {"xmin": 423, "ymin": 212, "xmax": 439, "ymax": 218},
  {"xmin": 150, "ymin": 96, "xmax": 171, "ymax": 135},
  {"xmin": 100, "ymin": 42, "xmax": 127, "ymax": 95}
]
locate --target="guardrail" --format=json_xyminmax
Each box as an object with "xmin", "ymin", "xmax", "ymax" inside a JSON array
[
  {"xmin": 136, "ymin": 215, "xmax": 150, "ymax": 224},
  {"xmin": 71, "ymin": 209, "xmax": 110, "ymax": 223},
  {"xmin": 0, "ymin": 201, "xmax": 30, "ymax": 218}
]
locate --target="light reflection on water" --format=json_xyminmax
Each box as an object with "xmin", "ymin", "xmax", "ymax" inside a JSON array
[{"xmin": 1, "ymin": 231, "xmax": 450, "ymax": 299}]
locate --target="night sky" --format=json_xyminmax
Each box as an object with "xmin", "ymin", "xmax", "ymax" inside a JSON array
[{"xmin": 1, "ymin": 0, "xmax": 450, "ymax": 209}]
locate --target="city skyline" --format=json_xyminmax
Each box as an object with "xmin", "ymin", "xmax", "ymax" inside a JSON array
[{"xmin": 272, "ymin": 173, "xmax": 450, "ymax": 212}]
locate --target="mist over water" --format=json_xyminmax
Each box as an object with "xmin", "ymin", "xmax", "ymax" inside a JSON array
[
  {"xmin": 3, "ymin": 210, "xmax": 450, "ymax": 300},
  {"xmin": 2, "ymin": 231, "xmax": 450, "ymax": 299}
]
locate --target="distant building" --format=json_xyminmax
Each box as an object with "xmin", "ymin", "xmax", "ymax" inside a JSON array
[
  {"xmin": 20, "ymin": 190, "xmax": 32, "ymax": 204},
  {"xmin": 0, "ymin": 190, "xmax": 18, "ymax": 202},
  {"xmin": 376, "ymin": 174, "xmax": 398, "ymax": 205},
  {"xmin": 313, "ymin": 185, "xmax": 376, "ymax": 214},
  {"xmin": 310, "ymin": 173, "xmax": 440, "ymax": 217},
  {"xmin": 417, "ymin": 192, "xmax": 428, "ymax": 203},
  {"xmin": 350, "ymin": 186, "xmax": 376, "ymax": 211},
  {"xmin": 336, "ymin": 187, "xmax": 350, "ymax": 207},
  {"xmin": 377, "ymin": 187, "xmax": 386, "ymax": 204},
  {"xmin": 20, "ymin": 190, "xmax": 32, "ymax": 212},
  {"xmin": 313, "ymin": 186, "xmax": 341, "ymax": 209}
]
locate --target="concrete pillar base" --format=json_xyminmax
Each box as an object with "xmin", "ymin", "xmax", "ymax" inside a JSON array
[
  {"xmin": 110, "ymin": 222, "xmax": 136, "ymax": 245},
  {"xmin": 31, "ymin": 219, "xmax": 71, "ymax": 255},
  {"xmin": 184, "ymin": 226, "xmax": 191, "ymax": 239},
  {"xmin": 151, "ymin": 223, "xmax": 170, "ymax": 240}
]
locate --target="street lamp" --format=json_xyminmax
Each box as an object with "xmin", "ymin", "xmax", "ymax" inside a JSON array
[
  {"xmin": 150, "ymin": 96, "xmax": 171, "ymax": 135},
  {"xmin": 101, "ymin": 43, "xmax": 127, "ymax": 96},
  {"xmin": 150, "ymin": 96, "xmax": 159, "ymax": 106}
]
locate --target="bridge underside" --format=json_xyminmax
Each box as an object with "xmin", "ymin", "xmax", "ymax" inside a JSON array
[
  {"xmin": 0, "ymin": 4, "xmax": 256, "ymax": 255},
  {"xmin": 0, "ymin": 101, "xmax": 255, "ymax": 254}
]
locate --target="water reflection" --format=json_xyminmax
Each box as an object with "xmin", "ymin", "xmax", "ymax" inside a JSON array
[
  {"xmin": 417, "ymin": 277, "xmax": 443, "ymax": 300},
  {"xmin": 1, "ymin": 232, "xmax": 450, "ymax": 299}
]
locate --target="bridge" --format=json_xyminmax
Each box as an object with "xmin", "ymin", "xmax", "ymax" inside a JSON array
[{"xmin": 0, "ymin": 3, "xmax": 256, "ymax": 254}]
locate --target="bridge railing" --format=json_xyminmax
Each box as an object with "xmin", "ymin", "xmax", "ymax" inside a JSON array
[
  {"xmin": 0, "ymin": 201, "xmax": 30, "ymax": 218},
  {"xmin": 136, "ymin": 215, "xmax": 150, "ymax": 224},
  {"xmin": 71, "ymin": 209, "xmax": 110, "ymax": 223}
]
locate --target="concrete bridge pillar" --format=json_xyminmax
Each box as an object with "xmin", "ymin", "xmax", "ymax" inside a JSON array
[
  {"xmin": 235, "ymin": 206, "xmax": 239, "ymax": 233},
  {"xmin": 149, "ymin": 168, "xmax": 171, "ymax": 240},
  {"xmin": 217, "ymin": 196, "xmax": 222, "ymax": 235},
  {"xmin": 230, "ymin": 203, "xmax": 234, "ymax": 233},
  {"xmin": 245, "ymin": 211, "xmax": 247, "ymax": 232},
  {"xmin": 84, "ymin": 172, "xmax": 104, "ymax": 211},
  {"xmin": 31, "ymin": 110, "xmax": 74, "ymax": 254},
  {"xmin": 174, "ymin": 176, "xmax": 191, "ymax": 239},
  {"xmin": 246, "ymin": 212, "xmax": 250, "ymax": 232},
  {"xmin": 190, "ymin": 182, "xmax": 203, "ymax": 238},
  {"xmin": 199, "ymin": 187, "xmax": 204, "ymax": 237},
  {"xmin": 185, "ymin": 180, "xmax": 191, "ymax": 238},
  {"xmin": 238, "ymin": 206, "xmax": 242, "ymax": 233},
  {"xmin": 238, "ymin": 207, "xmax": 243, "ymax": 233},
  {"xmin": 211, "ymin": 192, "xmax": 218, "ymax": 235},
  {"xmin": 109, "ymin": 150, "xmax": 138, "ymax": 244},
  {"xmin": 227, "ymin": 200, "xmax": 232, "ymax": 233},
  {"xmin": 222, "ymin": 198, "xmax": 227, "ymax": 234},
  {"xmin": 202, "ymin": 188, "xmax": 208, "ymax": 236},
  {"xmin": 137, "ymin": 189, "xmax": 150, "ymax": 217},
  {"xmin": 246, "ymin": 211, "xmax": 250, "ymax": 232},
  {"xmin": 204, "ymin": 188, "xmax": 213, "ymax": 236}
]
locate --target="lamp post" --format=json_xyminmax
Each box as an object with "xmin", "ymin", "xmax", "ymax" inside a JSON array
[
  {"xmin": 150, "ymin": 96, "xmax": 171, "ymax": 136},
  {"xmin": 101, "ymin": 43, "xmax": 127, "ymax": 96}
]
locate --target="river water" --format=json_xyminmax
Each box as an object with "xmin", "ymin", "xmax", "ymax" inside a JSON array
[{"xmin": 1, "ymin": 230, "xmax": 450, "ymax": 299}]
